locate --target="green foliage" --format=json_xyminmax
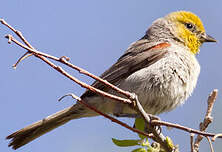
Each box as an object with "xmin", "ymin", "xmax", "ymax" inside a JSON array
[
  {"xmin": 112, "ymin": 138, "xmax": 141, "ymax": 147},
  {"xmin": 132, "ymin": 148, "xmax": 147, "ymax": 152},
  {"xmin": 165, "ymin": 136, "xmax": 174, "ymax": 149},
  {"xmin": 135, "ymin": 118, "xmax": 146, "ymax": 139},
  {"xmin": 112, "ymin": 118, "xmax": 175, "ymax": 152}
]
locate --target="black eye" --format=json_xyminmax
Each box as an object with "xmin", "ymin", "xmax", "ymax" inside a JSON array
[{"xmin": 185, "ymin": 23, "xmax": 193, "ymax": 29}]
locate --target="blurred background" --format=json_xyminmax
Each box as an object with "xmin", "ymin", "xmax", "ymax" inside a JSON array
[{"xmin": 1, "ymin": 0, "xmax": 222, "ymax": 152}]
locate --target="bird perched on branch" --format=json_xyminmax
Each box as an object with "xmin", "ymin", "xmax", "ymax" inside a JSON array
[{"xmin": 7, "ymin": 11, "xmax": 216, "ymax": 149}]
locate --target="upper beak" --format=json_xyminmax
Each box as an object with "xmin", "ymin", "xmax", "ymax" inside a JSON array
[{"xmin": 201, "ymin": 33, "xmax": 217, "ymax": 42}]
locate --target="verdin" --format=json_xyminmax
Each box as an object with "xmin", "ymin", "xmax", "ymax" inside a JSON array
[{"xmin": 7, "ymin": 11, "xmax": 216, "ymax": 149}]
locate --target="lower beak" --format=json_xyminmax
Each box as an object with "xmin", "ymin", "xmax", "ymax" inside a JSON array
[{"xmin": 201, "ymin": 34, "xmax": 217, "ymax": 42}]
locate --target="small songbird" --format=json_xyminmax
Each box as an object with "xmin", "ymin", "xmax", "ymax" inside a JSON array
[{"xmin": 7, "ymin": 11, "xmax": 216, "ymax": 149}]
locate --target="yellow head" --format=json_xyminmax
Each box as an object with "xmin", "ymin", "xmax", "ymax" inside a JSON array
[{"xmin": 165, "ymin": 11, "xmax": 216, "ymax": 54}]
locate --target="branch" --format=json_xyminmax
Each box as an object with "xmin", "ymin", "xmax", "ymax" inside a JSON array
[
  {"xmin": 132, "ymin": 94, "xmax": 171, "ymax": 151},
  {"xmin": 59, "ymin": 93, "xmax": 154, "ymax": 139},
  {"xmin": 0, "ymin": 19, "xmax": 35, "ymax": 68},
  {"xmin": 190, "ymin": 133, "xmax": 194, "ymax": 152},
  {"xmin": 1, "ymin": 18, "xmax": 132, "ymax": 99},
  {"xmin": 5, "ymin": 34, "xmax": 132, "ymax": 105},
  {"xmin": 206, "ymin": 137, "xmax": 214, "ymax": 152},
  {"xmin": 194, "ymin": 89, "xmax": 218, "ymax": 151},
  {"xmin": 150, "ymin": 119, "xmax": 221, "ymax": 138},
  {"xmin": 0, "ymin": 19, "xmax": 33, "ymax": 48}
]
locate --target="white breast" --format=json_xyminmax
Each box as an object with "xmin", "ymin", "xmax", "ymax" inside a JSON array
[{"xmin": 119, "ymin": 44, "xmax": 200, "ymax": 114}]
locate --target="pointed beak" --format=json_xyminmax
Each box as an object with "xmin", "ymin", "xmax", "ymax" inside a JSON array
[{"xmin": 201, "ymin": 33, "xmax": 217, "ymax": 43}]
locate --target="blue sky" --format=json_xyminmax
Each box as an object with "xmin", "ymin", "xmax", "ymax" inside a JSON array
[{"xmin": 1, "ymin": 0, "xmax": 222, "ymax": 152}]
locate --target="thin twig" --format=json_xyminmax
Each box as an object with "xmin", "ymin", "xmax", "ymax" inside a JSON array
[
  {"xmin": 194, "ymin": 90, "xmax": 218, "ymax": 151},
  {"xmin": 212, "ymin": 133, "xmax": 222, "ymax": 141},
  {"xmin": 206, "ymin": 137, "xmax": 214, "ymax": 152},
  {"xmin": 5, "ymin": 35, "xmax": 133, "ymax": 105},
  {"xmin": 1, "ymin": 19, "xmax": 133, "ymax": 99},
  {"xmin": 0, "ymin": 19, "xmax": 34, "ymax": 48},
  {"xmin": 1, "ymin": 18, "xmax": 132, "ymax": 98},
  {"xmin": 60, "ymin": 58, "xmax": 133, "ymax": 99},
  {"xmin": 133, "ymin": 94, "xmax": 173, "ymax": 151},
  {"xmin": 4, "ymin": 34, "xmax": 60, "ymax": 61},
  {"xmin": 190, "ymin": 133, "xmax": 194, "ymax": 152},
  {"xmin": 0, "ymin": 19, "xmax": 34, "ymax": 68},
  {"xmin": 59, "ymin": 93, "xmax": 155, "ymax": 139},
  {"xmin": 12, "ymin": 52, "xmax": 32, "ymax": 69},
  {"xmin": 151, "ymin": 120, "xmax": 221, "ymax": 138}
]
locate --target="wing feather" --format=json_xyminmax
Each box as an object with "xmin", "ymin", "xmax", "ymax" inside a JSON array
[{"xmin": 81, "ymin": 40, "xmax": 170, "ymax": 98}]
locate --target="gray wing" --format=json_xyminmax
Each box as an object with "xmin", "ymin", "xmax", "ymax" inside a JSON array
[{"xmin": 81, "ymin": 39, "xmax": 169, "ymax": 98}]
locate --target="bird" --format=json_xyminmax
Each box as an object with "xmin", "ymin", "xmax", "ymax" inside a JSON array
[{"xmin": 6, "ymin": 11, "xmax": 216, "ymax": 149}]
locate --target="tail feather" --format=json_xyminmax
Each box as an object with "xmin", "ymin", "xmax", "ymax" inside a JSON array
[{"xmin": 6, "ymin": 103, "xmax": 91, "ymax": 149}]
